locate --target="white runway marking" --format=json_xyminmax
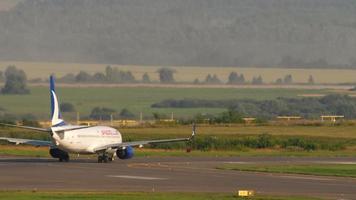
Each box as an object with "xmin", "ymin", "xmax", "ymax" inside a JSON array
[
  {"xmin": 224, "ymin": 161, "xmax": 251, "ymax": 164},
  {"xmin": 316, "ymin": 161, "xmax": 356, "ymax": 165},
  {"xmin": 107, "ymin": 175, "xmax": 168, "ymax": 180},
  {"xmin": 277, "ymin": 175, "xmax": 334, "ymax": 181}
]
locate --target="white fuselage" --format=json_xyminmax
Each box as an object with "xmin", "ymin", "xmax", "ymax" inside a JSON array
[{"xmin": 51, "ymin": 125, "xmax": 122, "ymax": 154}]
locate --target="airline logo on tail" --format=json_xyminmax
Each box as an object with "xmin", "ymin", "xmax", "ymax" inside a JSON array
[{"xmin": 50, "ymin": 76, "xmax": 66, "ymax": 127}]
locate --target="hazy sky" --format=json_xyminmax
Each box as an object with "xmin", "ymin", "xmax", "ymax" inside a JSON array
[
  {"xmin": 1, "ymin": 0, "xmax": 356, "ymax": 68},
  {"xmin": 0, "ymin": 0, "xmax": 23, "ymax": 11}
]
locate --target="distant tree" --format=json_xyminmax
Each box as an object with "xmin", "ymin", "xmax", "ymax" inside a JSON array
[
  {"xmin": 92, "ymin": 72, "xmax": 106, "ymax": 82},
  {"xmin": 0, "ymin": 113, "xmax": 17, "ymax": 123},
  {"xmin": 105, "ymin": 66, "xmax": 114, "ymax": 82},
  {"xmin": 0, "ymin": 71, "xmax": 3, "ymax": 82},
  {"xmin": 193, "ymin": 78, "xmax": 200, "ymax": 84},
  {"xmin": 205, "ymin": 74, "xmax": 221, "ymax": 84},
  {"xmin": 119, "ymin": 108, "xmax": 135, "ymax": 119},
  {"xmin": 58, "ymin": 73, "xmax": 76, "ymax": 83},
  {"xmin": 214, "ymin": 109, "xmax": 244, "ymax": 123},
  {"xmin": 205, "ymin": 74, "xmax": 212, "ymax": 83},
  {"xmin": 21, "ymin": 113, "xmax": 41, "ymax": 127},
  {"xmin": 227, "ymin": 72, "xmax": 245, "ymax": 84},
  {"xmin": 275, "ymin": 78, "xmax": 283, "ymax": 84},
  {"xmin": 75, "ymin": 71, "xmax": 92, "ymax": 82},
  {"xmin": 212, "ymin": 74, "xmax": 221, "ymax": 84},
  {"xmin": 157, "ymin": 68, "xmax": 176, "ymax": 83},
  {"xmin": 252, "ymin": 75, "xmax": 263, "ymax": 84},
  {"xmin": 142, "ymin": 73, "xmax": 151, "ymax": 83},
  {"xmin": 21, "ymin": 119, "xmax": 41, "ymax": 127},
  {"xmin": 104, "ymin": 66, "xmax": 136, "ymax": 83},
  {"xmin": 89, "ymin": 107, "xmax": 116, "ymax": 120},
  {"xmin": 308, "ymin": 75, "xmax": 315, "ymax": 85},
  {"xmin": 238, "ymin": 74, "xmax": 245, "ymax": 84},
  {"xmin": 21, "ymin": 113, "xmax": 37, "ymax": 121},
  {"xmin": 227, "ymin": 72, "xmax": 239, "ymax": 84},
  {"xmin": 152, "ymin": 112, "xmax": 167, "ymax": 120},
  {"xmin": 119, "ymin": 71, "xmax": 136, "ymax": 83},
  {"xmin": 1, "ymin": 66, "xmax": 30, "ymax": 94},
  {"xmin": 283, "ymin": 74, "xmax": 293, "ymax": 84},
  {"xmin": 60, "ymin": 102, "xmax": 76, "ymax": 112}
]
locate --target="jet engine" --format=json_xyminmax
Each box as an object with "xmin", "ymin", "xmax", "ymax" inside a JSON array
[
  {"xmin": 49, "ymin": 148, "xmax": 69, "ymax": 161},
  {"xmin": 116, "ymin": 146, "xmax": 134, "ymax": 159}
]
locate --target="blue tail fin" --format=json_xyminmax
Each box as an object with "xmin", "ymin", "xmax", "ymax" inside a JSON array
[{"xmin": 50, "ymin": 76, "xmax": 66, "ymax": 127}]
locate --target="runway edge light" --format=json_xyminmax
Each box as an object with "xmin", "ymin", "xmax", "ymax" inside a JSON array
[{"xmin": 237, "ymin": 190, "xmax": 255, "ymax": 197}]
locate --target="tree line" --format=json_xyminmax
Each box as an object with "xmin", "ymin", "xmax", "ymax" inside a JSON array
[
  {"xmin": 57, "ymin": 103, "xmax": 136, "ymax": 120},
  {"xmin": 0, "ymin": 65, "xmax": 318, "ymax": 86},
  {"xmin": 201, "ymin": 73, "xmax": 314, "ymax": 85},
  {"xmin": 152, "ymin": 94, "xmax": 356, "ymax": 120},
  {"xmin": 2, "ymin": 94, "xmax": 356, "ymax": 126},
  {"xmin": 57, "ymin": 67, "xmax": 176, "ymax": 84},
  {"xmin": 58, "ymin": 69, "xmax": 316, "ymax": 85}
]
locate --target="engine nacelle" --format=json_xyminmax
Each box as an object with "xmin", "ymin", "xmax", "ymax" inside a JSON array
[
  {"xmin": 49, "ymin": 148, "xmax": 69, "ymax": 159},
  {"xmin": 116, "ymin": 146, "xmax": 134, "ymax": 159}
]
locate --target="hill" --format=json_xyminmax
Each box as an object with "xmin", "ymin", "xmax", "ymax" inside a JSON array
[{"xmin": 0, "ymin": 0, "xmax": 356, "ymax": 68}]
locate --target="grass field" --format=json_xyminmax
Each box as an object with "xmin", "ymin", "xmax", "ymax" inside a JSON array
[
  {"xmin": 3, "ymin": 123, "xmax": 356, "ymax": 140},
  {"xmin": 218, "ymin": 164, "xmax": 356, "ymax": 178},
  {"xmin": 121, "ymin": 125, "xmax": 356, "ymax": 139},
  {"xmin": 0, "ymin": 86, "xmax": 332, "ymax": 119},
  {"xmin": 0, "ymin": 191, "xmax": 320, "ymax": 200},
  {"xmin": 1, "ymin": 61, "xmax": 356, "ymax": 84}
]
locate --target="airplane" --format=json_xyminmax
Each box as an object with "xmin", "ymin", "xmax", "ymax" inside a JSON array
[{"xmin": 0, "ymin": 76, "xmax": 195, "ymax": 163}]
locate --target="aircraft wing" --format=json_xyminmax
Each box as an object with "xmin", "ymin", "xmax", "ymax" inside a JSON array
[
  {"xmin": 93, "ymin": 137, "xmax": 191, "ymax": 152},
  {"xmin": 0, "ymin": 123, "xmax": 51, "ymax": 132},
  {"xmin": 0, "ymin": 137, "xmax": 52, "ymax": 146},
  {"xmin": 93, "ymin": 124, "xmax": 196, "ymax": 152}
]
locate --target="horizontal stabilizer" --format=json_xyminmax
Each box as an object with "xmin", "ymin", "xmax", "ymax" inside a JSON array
[{"xmin": 0, "ymin": 123, "xmax": 51, "ymax": 132}]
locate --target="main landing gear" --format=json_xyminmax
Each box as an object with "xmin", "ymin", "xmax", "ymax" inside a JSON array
[
  {"xmin": 59, "ymin": 156, "xmax": 70, "ymax": 162},
  {"xmin": 97, "ymin": 154, "xmax": 113, "ymax": 163},
  {"xmin": 49, "ymin": 148, "xmax": 70, "ymax": 162}
]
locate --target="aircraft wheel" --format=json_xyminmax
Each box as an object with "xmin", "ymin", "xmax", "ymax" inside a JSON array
[
  {"xmin": 103, "ymin": 156, "xmax": 108, "ymax": 163},
  {"xmin": 63, "ymin": 157, "xmax": 70, "ymax": 162},
  {"xmin": 98, "ymin": 156, "xmax": 103, "ymax": 163}
]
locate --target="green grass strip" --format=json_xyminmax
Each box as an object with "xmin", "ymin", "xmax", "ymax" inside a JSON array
[
  {"xmin": 219, "ymin": 164, "xmax": 356, "ymax": 178},
  {"xmin": 0, "ymin": 191, "xmax": 321, "ymax": 200}
]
